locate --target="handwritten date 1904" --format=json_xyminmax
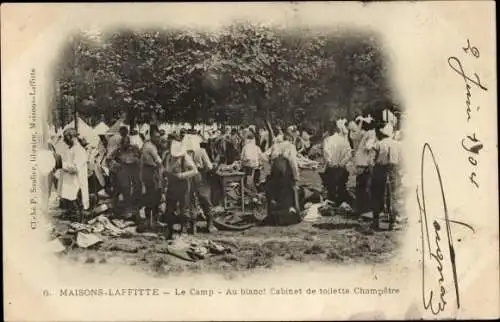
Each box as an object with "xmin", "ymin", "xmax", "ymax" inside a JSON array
[{"xmin": 448, "ymin": 39, "xmax": 488, "ymax": 189}]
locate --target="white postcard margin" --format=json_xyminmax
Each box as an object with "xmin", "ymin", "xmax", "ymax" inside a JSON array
[{"xmin": 1, "ymin": 2, "xmax": 498, "ymax": 321}]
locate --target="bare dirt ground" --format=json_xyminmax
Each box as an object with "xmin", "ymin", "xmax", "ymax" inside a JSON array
[{"xmin": 50, "ymin": 168, "xmax": 406, "ymax": 278}]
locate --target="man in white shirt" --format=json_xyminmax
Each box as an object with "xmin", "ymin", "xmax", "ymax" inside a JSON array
[
  {"xmin": 322, "ymin": 122, "xmax": 352, "ymax": 206},
  {"xmin": 59, "ymin": 128, "xmax": 89, "ymax": 220},
  {"xmin": 241, "ymin": 132, "xmax": 266, "ymax": 190}
]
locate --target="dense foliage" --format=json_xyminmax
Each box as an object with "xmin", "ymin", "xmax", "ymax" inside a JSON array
[{"xmin": 53, "ymin": 23, "xmax": 396, "ymax": 130}]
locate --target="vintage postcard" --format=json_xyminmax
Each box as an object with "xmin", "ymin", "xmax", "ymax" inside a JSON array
[{"xmin": 2, "ymin": 2, "xmax": 498, "ymax": 321}]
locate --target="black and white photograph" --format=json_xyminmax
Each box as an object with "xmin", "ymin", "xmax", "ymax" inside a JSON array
[
  {"xmin": 45, "ymin": 23, "xmax": 406, "ymax": 274},
  {"xmin": 2, "ymin": 3, "xmax": 497, "ymax": 321}
]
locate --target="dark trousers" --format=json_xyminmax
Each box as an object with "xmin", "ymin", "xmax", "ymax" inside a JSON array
[
  {"xmin": 142, "ymin": 165, "xmax": 162, "ymax": 224},
  {"xmin": 192, "ymin": 171, "xmax": 213, "ymax": 223},
  {"xmin": 265, "ymin": 180, "xmax": 296, "ymax": 226},
  {"xmin": 355, "ymin": 166, "xmax": 371, "ymax": 214},
  {"xmin": 208, "ymin": 172, "xmax": 223, "ymax": 206},
  {"xmin": 116, "ymin": 163, "xmax": 141, "ymax": 210},
  {"xmin": 107, "ymin": 171, "xmax": 118, "ymax": 197},
  {"xmin": 266, "ymin": 181, "xmax": 295, "ymax": 211},
  {"xmin": 163, "ymin": 177, "xmax": 191, "ymax": 227},
  {"xmin": 324, "ymin": 166, "xmax": 350, "ymax": 205},
  {"xmin": 371, "ymin": 164, "xmax": 392, "ymax": 217},
  {"xmin": 60, "ymin": 190, "xmax": 83, "ymax": 220},
  {"xmin": 242, "ymin": 166, "xmax": 261, "ymax": 190}
]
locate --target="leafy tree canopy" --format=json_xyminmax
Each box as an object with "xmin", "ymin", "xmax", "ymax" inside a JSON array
[{"xmin": 54, "ymin": 23, "xmax": 397, "ymax": 131}]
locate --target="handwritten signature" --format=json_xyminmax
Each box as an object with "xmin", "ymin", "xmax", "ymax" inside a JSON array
[{"xmin": 416, "ymin": 143, "xmax": 475, "ymax": 315}]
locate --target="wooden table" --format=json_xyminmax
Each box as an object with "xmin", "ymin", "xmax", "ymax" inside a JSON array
[{"xmin": 217, "ymin": 171, "xmax": 246, "ymax": 213}]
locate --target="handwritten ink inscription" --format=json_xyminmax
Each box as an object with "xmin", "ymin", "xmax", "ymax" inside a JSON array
[
  {"xmin": 448, "ymin": 39, "xmax": 487, "ymax": 189},
  {"xmin": 461, "ymin": 134, "xmax": 483, "ymax": 188},
  {"xmin": 417, "ymin": 144, "xmax": 475, "ymax": 316},
  {"xmin": 417, "ymin": 143, "xmax": 457, "ymax": 315},
  {"xmin": 417, "ymin": 39, "xmax": 485, "ymax": 316}
]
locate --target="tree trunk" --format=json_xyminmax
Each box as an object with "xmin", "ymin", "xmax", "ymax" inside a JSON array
[
  {"xmin": 74, "ymin": 109, "xmax": 78, "ymax": 132},
  {"xmin": 264, "ymin": 102, "xmax": 274, "ymax": 143},
  {"xmin": 254, "ymin": 86, "xmax": 274, "ymax": 143},
  {"xmin": 128, "ymin": 108, "xmax": 136, "ymax": 130},
  {"xmin": 265, "ymin": 119, "xmax": 274, "ymax": 143}
]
